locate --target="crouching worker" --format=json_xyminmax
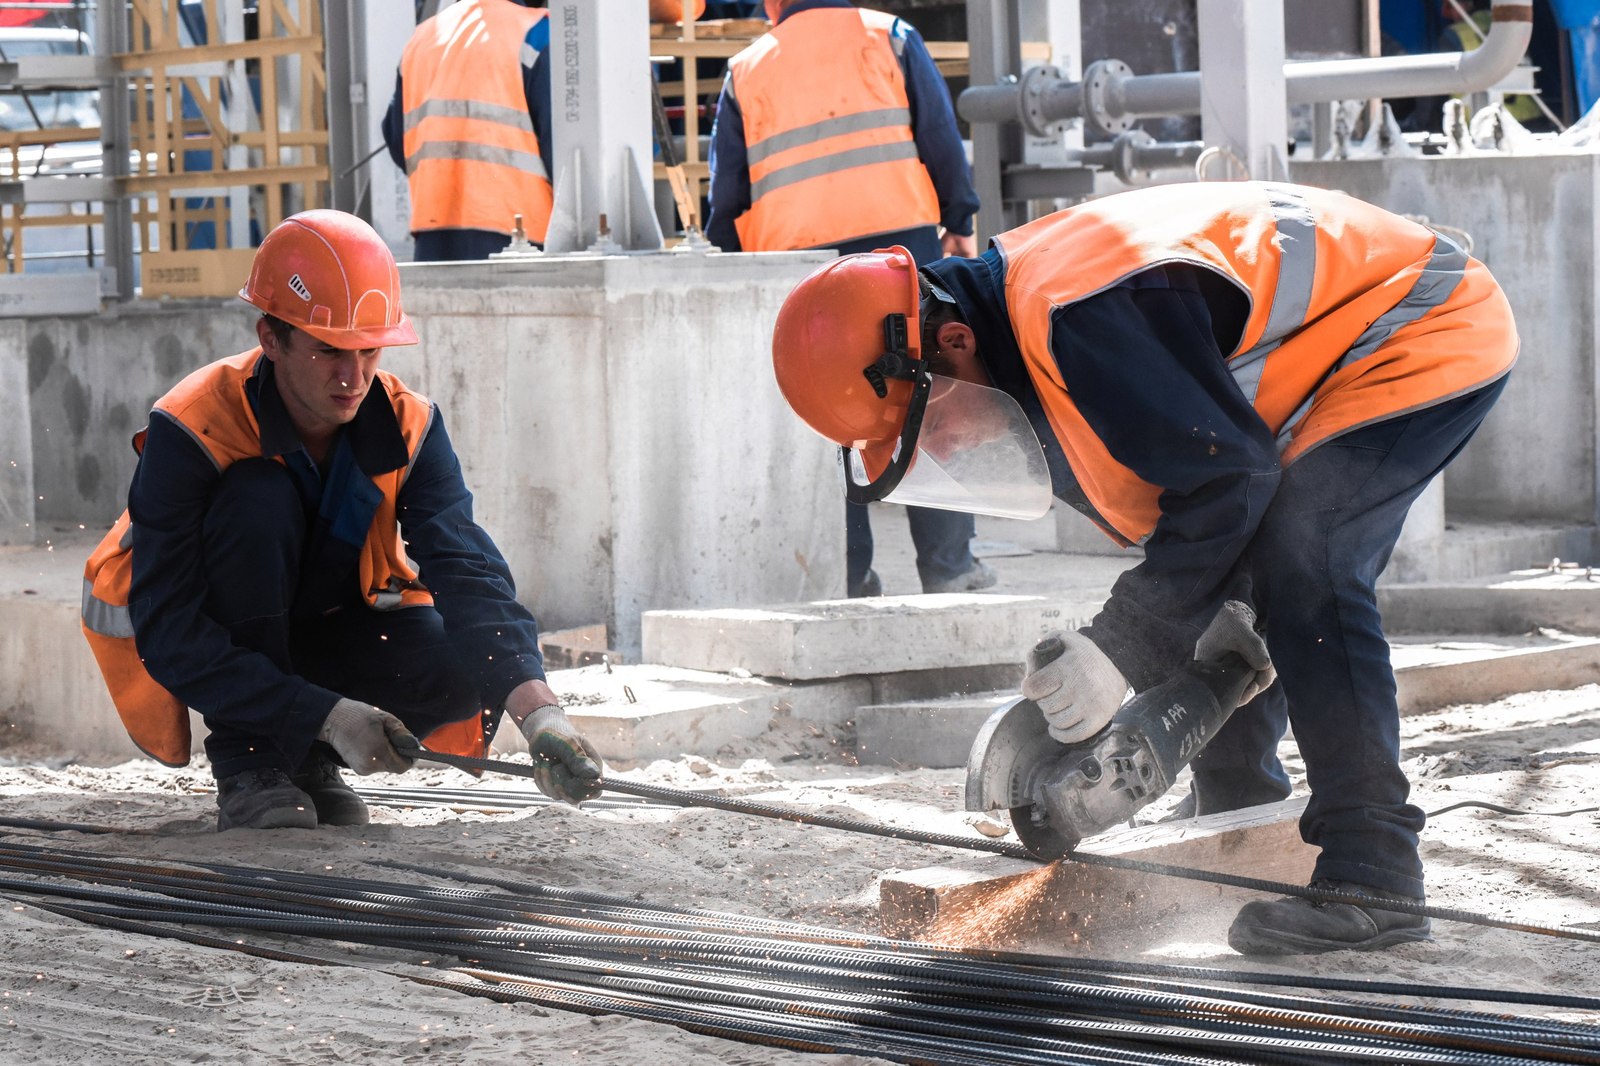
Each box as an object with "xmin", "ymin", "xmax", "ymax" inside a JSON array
[
  {"xmin": 771, "ymin": 181, "xmax": 1516, "ymax": 954},
  {"xmin": 81, "ymin": 210, "xmax": 603, "ymax": 830}
]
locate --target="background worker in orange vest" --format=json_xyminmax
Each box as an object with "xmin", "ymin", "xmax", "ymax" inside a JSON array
[
  {"xmin": 770, "ymin": 181, "xmax": 1517, "ymax": 955},
  {"xmin": 381, "ymin": 0, "xmax": 552, "ymax": 261},
  {"xmin": 80, "ymin": 211, "xmax": 603, "ymax": 831},
  {"xmin": 707, "ymin": 0, "xmax": 991, "ymax": 597}
]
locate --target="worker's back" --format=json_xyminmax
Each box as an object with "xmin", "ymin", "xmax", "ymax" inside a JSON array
[
  {"xmin": 725, "ymin": 6, "xmax": 938, "ymax": 251},
  {"xmin": 399, "ymin": 0, "xmax": 553, "ymax": 244}
]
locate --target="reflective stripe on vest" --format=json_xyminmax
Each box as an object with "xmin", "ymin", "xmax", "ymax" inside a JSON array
[
  {"xmin": 728, "ymin": 8, "xmax": 939, "ymax": 251},
  {"xmin": 995, "ymin": 181, "xmax": 1518, "ymax": 543},
  {"xmin": 400, "ymin": 0, "xmax": 551, "ymax": 239}
]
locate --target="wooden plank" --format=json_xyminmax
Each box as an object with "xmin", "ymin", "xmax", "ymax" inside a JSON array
[
  {"xmin": 116, "ymin": 35, "xmax": 323, "ymax": 73},
  {"xmin": 879, "ymin": 798, "xmax": 1315, "ymax": 954},
  {"xmin": 120, "ymin": 163, "xmax": 325, "ymax": 195}
]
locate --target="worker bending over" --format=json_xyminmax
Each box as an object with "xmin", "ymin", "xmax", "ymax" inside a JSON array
[
  {"xmin": 771, "ymin": 180, "xmax": 1516, "ymax": 954},
  {"xmin": 83, "ymin": 211, "xmax": 602, "ymax": 830}
]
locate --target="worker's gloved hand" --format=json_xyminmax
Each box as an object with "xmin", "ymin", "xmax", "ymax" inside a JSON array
[
  {"xmin": 518, "ymin": 705, "xmax": 605, "ymax": 804},
  {"xmin": 316, "ymin": 698, "xmax": 418, "ymax": 776},
  {"xmin": 1194, "ymin": 599, "xmax": 1276, "ymax": 705},
  {"xmin": 1021, "ymin": 631, "xmax": 1130, "ymax": 744}
]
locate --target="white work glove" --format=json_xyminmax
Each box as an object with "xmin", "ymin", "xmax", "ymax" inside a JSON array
[
  {"xmin": 316, "ymin": 698, "xmax": 418, "ymax": 776},
  {"xmin": 1194, "ymin": 599, "xmax": 1276, "ymax": 705},
  {"xmin": 518, "ymin": 705, "xmax": 605, "ymax": 804},
  {"xmin": 1020, "ymin": 631, "xmax": 1130, "ymax": 744}
]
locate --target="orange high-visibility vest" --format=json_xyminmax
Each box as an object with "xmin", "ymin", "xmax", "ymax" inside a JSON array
[
  {"xmin": 996, "ymin": 181, "xmax": 1518, "ymax": 545},
  {"xmin": 401, "ymin": 0, "xmax": 552, "ymax": 241},
  {"xmin": 727, "ymin": 6, "xmax": 940, "ymax": 251},
  {"xmin": 80, "ymin": 350, "xmax": 486, "ymax": 767}
]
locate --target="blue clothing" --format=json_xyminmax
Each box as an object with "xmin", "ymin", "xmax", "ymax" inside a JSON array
[
  {"xmin": 127, "ymin": 355, "xmax": 546, "ymax": 774},
  {"xmin": 924, "ymin": 249, "xmax": 1506, "ymax": 897},
  {"xmin": 381, "ymin": 9, "xmax": 553, "ymax": 260},
  {"xmin": 195, "ymin": 459, "xmax": 486, "ymax": 777},
  {"xmin": 705, "ymin": 0, "xmax": 978, "ymax": 252}
]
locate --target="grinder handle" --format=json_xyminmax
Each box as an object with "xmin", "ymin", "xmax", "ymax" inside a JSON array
[{"xmin": 1030, "ymin": 633, "xmax": 1067, "ymax": 667}]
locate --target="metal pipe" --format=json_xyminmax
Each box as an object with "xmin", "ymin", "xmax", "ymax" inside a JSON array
[{"xmin": 959, "ymin": 0, "xmax": 1533, "ymax": 129}]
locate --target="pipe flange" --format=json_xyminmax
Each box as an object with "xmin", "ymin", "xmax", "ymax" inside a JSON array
[
  {"xmin": 1110, "ymin": 129, "xmax": 1156, "ymax": 184},
  {"xmin": 1018, "ymin": 63, "xmax": 1067, "ymax": 138},
  {"xmin": 1081, "ymin": 58, "xmax": 1134, "ymax": 139}
]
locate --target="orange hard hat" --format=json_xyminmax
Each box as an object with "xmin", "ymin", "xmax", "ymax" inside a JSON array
[
  {"xmin": 239, "ymin": 210, "xmax": 417, "ymax": 349},
  {"xmin": 771, "ymin": 246, "xmax": 925, "ymax": 487}
]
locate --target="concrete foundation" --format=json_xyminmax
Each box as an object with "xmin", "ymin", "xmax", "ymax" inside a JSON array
[
  {"xmin": 641, "ymin": 593, "xmax": 1102, "ymax": 680},
  {"xmin": 490, "ymin": 663, "xmax": 872, "ymax": 766},
  {"xmin": 855, "ymin": 692, "xmax": 1011, "ymax": 769}
]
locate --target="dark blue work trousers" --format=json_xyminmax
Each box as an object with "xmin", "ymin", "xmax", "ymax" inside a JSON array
[
  {"xmin": 846, "ymin": 501, "xmax": 979, "ymax": 591},
  {"xmin": 198, "ymin": 459, "xmax": 483, "ymax": 778},
  {"xmin": 1187, "ymin": 377, "xmax": 1508, "ymax": 899}
]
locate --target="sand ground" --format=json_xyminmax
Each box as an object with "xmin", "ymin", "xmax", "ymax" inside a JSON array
[{"xmin": 0, "ymin": 676, "xmax": 1597, "ymax": 1064}]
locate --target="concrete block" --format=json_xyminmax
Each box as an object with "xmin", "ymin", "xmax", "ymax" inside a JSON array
[
  {"xmin": 852, "ymin": 632, "xmax": 1600, "ymax": 768},
  {"xmin": 539, "ymin": 624, "xmax": 623, "ymax": 670},
  {"xmin": 642, "ymin": 594, "xmax": 1100, "ymax": 680},
  {"xmin": 489, "ymin": 663, "xmax": 873, "ymax": 765},
  {"xmin": 1379, "ymin": 568, "xmax": 1600, "ymax": 635},
  {"xmin": 1393, "ymin": 633, "xmax": 1600, "ymax": 716},
  {"xmin": 880, "ymin": 798, "xmax": 1313, "ymax": 953},
  {"xmin": 856, "ymin": 692, "xmax": 1011, "ymax": 768},
  {"xmin": 0, "ymin": 321, "xmax": 35, "ymax": 545}
]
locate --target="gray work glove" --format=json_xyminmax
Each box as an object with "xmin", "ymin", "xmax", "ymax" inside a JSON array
[
  {"xmin": 1020, "ymin": 630, "xmax": 1130, "ymax": 745},
  {"xmin": 316, "ymin": 698, "xmax": 418, "ymax": 776},
  {"xmin": 518, "ymin": 705, "xmax": 604, "ymax": 804},
  {"xmin": 1194, "ymin": 599, "xmax": 1276, "ymax": 705}
]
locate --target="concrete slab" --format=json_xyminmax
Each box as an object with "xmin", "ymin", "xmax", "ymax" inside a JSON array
[
  {"xmin": 852, "ymin": 633, "xmax": 1600, "ymax": 769},
  {"xmin": 641, "ymin": 593, "xmax": 1102, "ymax": 680},
  {"xmin": 1380, "ymin": 567, "xmax": 1600, "ymax": 636},
  {"xmin": 1393, "ymin": 632, "xmax": 1600, "ymax": 715},
  {"xmin": 880, "ymin": 798, "xmax": 1314, "ymax": 953},
  {"xmin": 489, "ymin": 663, "xmax": 873, "ymax": 766},
  {"xmin": 856, "ymin": 691, "xmax": 1011, "ymax": 769}
]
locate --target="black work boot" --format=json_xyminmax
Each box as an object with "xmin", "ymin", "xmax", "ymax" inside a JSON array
[
  {"xmin": 1228, "ymin": 879, "xmax": 1431, "ymax": 955},
  {"xmin": 293, "ymin": 750, "xmax": 370, "ymax": 826},
  {"xmin": 215, "ymin": 768, "xmax": 319, "ymax": 831}
]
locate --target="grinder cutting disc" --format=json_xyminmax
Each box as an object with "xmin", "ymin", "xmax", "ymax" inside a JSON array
[{"xmin": 964, "ymin": 696, "xmax": 1076, "ymax": 858}]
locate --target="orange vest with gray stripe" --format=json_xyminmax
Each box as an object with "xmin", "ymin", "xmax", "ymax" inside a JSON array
[
  {"xmin": 80, "ymin": 350, "xmax": 487, "ymax": 767},
  {"xmin": 727, "ymin": 7, "xmax": 940, "ymax": 251},
  {"xmin": 401, "ymin": 0, "xmax": 551, "ymax": 240},
  {"xmin": 996, "ymin": 181, "xmax": 1518, "ymax": 545}
]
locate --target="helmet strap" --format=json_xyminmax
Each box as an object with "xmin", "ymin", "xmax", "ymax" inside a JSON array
[{"xmin": 863, "ymin": 312, "xmax": 926, "ymax": 398}]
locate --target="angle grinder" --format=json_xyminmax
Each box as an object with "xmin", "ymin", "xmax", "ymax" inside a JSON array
[{"xmin": 964, "ymin": 610, "xmax": 1258, "ymax": 859}]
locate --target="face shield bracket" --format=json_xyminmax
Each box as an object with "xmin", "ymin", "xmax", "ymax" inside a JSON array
[{"xmin": 845, "ymin": 311, "xmax": 933, "ymax": 504}]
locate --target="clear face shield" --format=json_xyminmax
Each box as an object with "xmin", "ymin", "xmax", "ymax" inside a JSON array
[{"xmin": 842, "ymin": 288, "xmax": 1052, "ymax": 521}]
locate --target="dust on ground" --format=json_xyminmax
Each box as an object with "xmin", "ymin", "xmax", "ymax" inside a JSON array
[{"xmin": 0, "ymin": 684, "xmax": 1597, "ymax": 1063}]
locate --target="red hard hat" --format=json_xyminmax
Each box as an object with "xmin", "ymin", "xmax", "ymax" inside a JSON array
[
  {"xmin": 239, "ymin": 210, "xmax": 417, "ymax": 349},
  {"xmin": 771, "ymin": 246, "xmax": 922, "ymax": 480}
]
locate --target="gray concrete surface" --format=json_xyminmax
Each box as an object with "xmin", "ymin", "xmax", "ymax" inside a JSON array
[{"xmin": 1380, "ymin": 567, "xmax": 1600, "ymax": 634}]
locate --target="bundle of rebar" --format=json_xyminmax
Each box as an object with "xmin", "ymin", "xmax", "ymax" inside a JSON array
[{"xmin": 0, "ymin": 838, "xmax": 1596, "ymax": 1066}]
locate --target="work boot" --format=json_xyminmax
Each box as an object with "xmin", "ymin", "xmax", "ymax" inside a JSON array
[
  {"xmin": 922, "ymin": 560, "xmax": 998, "ymax": 594},
  {"xmin": 215, "ymin": 768, "xmax": 318, "ymax": 831},
  {"xmin": 293, "ymin": 750, "xmax": 370, "ymax": 826},
  {"xmin": 1228, "ymin": 879, "xmax": 1431, "ymax": 955},
  {"xmin": 848, "ymin": 568, "xmax": 883, "ymax": 598}
]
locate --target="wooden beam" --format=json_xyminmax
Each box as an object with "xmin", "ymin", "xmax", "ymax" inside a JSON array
[{"xmin": 879, "ymin": 798, "xmax": 1314, "ymax": 955}]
